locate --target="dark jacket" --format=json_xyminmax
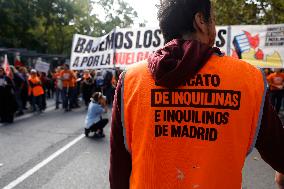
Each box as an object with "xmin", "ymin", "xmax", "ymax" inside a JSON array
[
  {"xmin": 109, "ymin": 39, "xmax": 284, "ymax": 189},
  {"xmin": 0, "ymin": 76, "xmax": 17, "ymax": 116}
]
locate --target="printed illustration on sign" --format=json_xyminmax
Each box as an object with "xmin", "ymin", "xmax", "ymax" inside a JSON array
[{"xmin": 232, "ymin": 28, "xmax": 283, "ymax": 68}]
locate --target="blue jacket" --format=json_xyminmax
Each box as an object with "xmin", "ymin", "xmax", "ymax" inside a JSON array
[{"xmin": 85, "ymin": 101, "xmax": 104, "ymax": 129}]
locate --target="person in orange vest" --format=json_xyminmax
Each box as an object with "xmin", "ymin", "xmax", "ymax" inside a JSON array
[
  {"xmin": 28, "ymin": 69, "xmax": 44, "ymax": 112},
  {"xmin": 267, "ymin": 69, "xmax": 284, "ymax": 113},
  {"xmin": 60, "ymin": 64, "xmax": 76, "ymax": 112},
  {"xmin": 109, "ymin": 0, "xmax": 284, "ymax": 188}
]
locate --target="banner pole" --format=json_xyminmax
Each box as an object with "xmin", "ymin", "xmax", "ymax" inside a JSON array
[
  {"xmin": 70, "ymin": 34, "xmax": 76, "ymax": 70},
  {"xmin": 227, "ymin": 25, "xmax": 232, "ymax": 56},
  {"xmin": 112, "ymin": 27, "xmax": 117, "ymax": 69}
]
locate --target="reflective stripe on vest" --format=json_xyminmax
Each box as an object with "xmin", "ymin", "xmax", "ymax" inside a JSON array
[
  {"xmin": 120, "ymin": 71, "xmax": 130, "ymax": 153},
  {"xmin": 247, "ymin": 71, "xmax": 267, "ymax": 155},
  {"xmin": 122, "ymin": 55, "xmax": 266, "ymax": 189}
]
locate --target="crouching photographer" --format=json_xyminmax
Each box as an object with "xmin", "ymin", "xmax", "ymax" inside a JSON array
[{"xmin": 84, "ymin": 92, "xmax": 108, "ymax": 137}]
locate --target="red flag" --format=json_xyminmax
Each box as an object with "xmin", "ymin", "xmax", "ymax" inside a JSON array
[
  {"xmin": 14, "ymin": 54, "xmax": 24, "ymax": 67},
  {"xmin": 15, "ymin": 59, "xmax": 24, "ymax": 67},
  {"xmin": 3, "ymin": 54, "xmax": 13, "ymax": 79}
]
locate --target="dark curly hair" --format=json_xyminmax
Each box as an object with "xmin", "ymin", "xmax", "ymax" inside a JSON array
[
  {"xmin": 91, "ymin": 92, "xmax": 103, "ymax": 102},
  {"xmin": 158, "ymin": 0, "xmax": 212, "ymax": 43}
]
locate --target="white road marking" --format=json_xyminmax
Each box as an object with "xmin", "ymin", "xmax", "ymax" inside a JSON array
[{"xmin": 2, "ymin": 134, "xmax": 85, "ymax": 189}]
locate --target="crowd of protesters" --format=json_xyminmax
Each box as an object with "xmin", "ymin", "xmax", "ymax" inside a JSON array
[
  {"xmin": 1, "ymin": 58, "xmax": 283, "ymax": 124},
  {"xmin": 52, "ymin": 64, "xmax": 121, "ymax": 111},
  {"xmin": 0, "ymin": 59, "xmax": 122, "ymax": 123},
  {"xmin": 0, "ymin": 65, "xmax": 46, "ymax": 123}
]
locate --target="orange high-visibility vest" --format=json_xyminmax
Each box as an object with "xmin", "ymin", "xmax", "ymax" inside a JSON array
[
  {"xmin": 121, "ymin": 55, "xmax": 267, "ymax": 189},
  {"xmin": 28, "ymin": 76, "xmax": 44, "ymax": 97},
  {"xmin": 60, "ymin": 70, "xmax": 76, "ymax": 88}
]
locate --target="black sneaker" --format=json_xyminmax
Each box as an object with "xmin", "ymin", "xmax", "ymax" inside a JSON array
[
  {"xmin": 97, "ymin": 131, "xmax": 105, "ymax": 138},
  {"xmin": 85, "ymin": 128, "xmax": 90, "ymax": 137}
]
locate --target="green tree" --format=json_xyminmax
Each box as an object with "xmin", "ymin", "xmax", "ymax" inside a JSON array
[
  {"xmin": 0, "ymin": 0, "xmax": 138, "ymax": 54},
  {"xmin": 80, "ymin": 0, "xmax": 138, "ymax": 36},
  {"xmin": 0, "ymin": 0, "xmax": 38, "ymax": 47},
  {"xmin": 32, "ymin": 0, "xmax": 79, "ymax": 54},
  {"xmin": 257, "ymin": 0, "xmax": 284, "ymax": 24},
  {"xmin": 213, "ymin": 0, "xmax": 284, "ymax": 25}
]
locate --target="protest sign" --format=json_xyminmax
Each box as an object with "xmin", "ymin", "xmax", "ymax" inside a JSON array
[
  {"xmin": 35, "ymin": 60, "xmax": 50, "ymax": 74},
  {"xmin": 70, "ymin": 31, "xmax": 115, "ymax": 70},
  {"xmin": 215, "ymin": 26, "xmax": 229, "ymax": 54},
  {"xmin": 230, "ymin": 24, "xmax": 284, "ymax": 68},
  {"xmin": 70, "ymin": 27, "xmax": 229, "ymax": 70},
  {"xmin": 112, "ymin": 27, "xmax": 164, "ymax": 67},
  {"xmin": 70, "ymin": 24, "xmax": 284, "ymax": 70},
  {"xmin": 70, "ymin": 28, "xmax": 164, "ymax": 70}
]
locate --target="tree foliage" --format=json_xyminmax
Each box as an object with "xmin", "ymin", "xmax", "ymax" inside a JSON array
[
  {"xmin": 1, "ymin": 0, "xmax": 283, "ymax": 55},
  {"xmin": 213, "ymin": 0, "xmax": 284, "ymax": 25},
  {"xmin": 0, "ymin": 0, "xmax": 138, "ymax": 54}
]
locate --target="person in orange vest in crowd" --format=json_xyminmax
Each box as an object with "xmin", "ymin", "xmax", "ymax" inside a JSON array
[
  {"xmin": 276, "ymin": 172, "xmax": 284, "ymax": 189},
  {"xmin": 60, "ymin": 64, "xmax": 76, "ymax": 112},
  {"xmin": 28, "ymin": 69, "xmax": 44, "ymax": 112},
  {"xmin": 109, "ymin": 0, "xmax": 284, "ymax": 189},
  {"xmin": 267, "ymin": 69, "xmax": 284, "ymax": 113}
]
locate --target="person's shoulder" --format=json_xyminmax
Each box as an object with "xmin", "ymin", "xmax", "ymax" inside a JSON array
[
  {"xmin": 212, "ymin": 54, "xmax": 262, "ymax": 74},
  {"xmin": 92, "ymin": 102, "xmax": 103, "ymax": 109},
  {"xmin": 213, "ymin": 54, "xmax": 250, "ymax": 66},
  {"xmin": 267, "ymin": 72, "xmax": 276, "ymax": 78},
  {"xmin": 124, "ymin": 60, "xmax": 148, "ymax": 77},
  {"xmin": 127, "ymin": 60, "xmax": 147, "ymax": 71},
  {"xmin": 87, "ymin": 101, "xmax": 96, "ymax": 109}
]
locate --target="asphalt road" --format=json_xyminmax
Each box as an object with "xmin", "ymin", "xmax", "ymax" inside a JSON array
[{"xmin": 0, "ymin": 101, "xmax": 279, "ymax": 189}]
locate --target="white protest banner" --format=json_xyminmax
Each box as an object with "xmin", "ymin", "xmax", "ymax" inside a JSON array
[
  {"xmin": 215, "ymin": 26, "xmax": 229, "ymax": 54},
  {"xmin": 70, "ymin": 26, "xmax": 230, "ymax": 70},
  {"xmin": 70, "ymin": 28, "xmax": 164, "ymax": 70},
  {"xmin": 35, "ymin": 60, "xmax": 50, "ymax": 74},
  {"xmin": 70, "ymin": 31, "xmax": 115, "ymax": 70},
  {"xmin": 112, "ymin": 27, "xmax": 164, "ymax": 67},
  {"xmin": 114, "ymin": 27, "xmax": 228, "ymax": 66},
  {"xmin": 230, "ymin": 24, "xmax": 284, "ymax": 68}
]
